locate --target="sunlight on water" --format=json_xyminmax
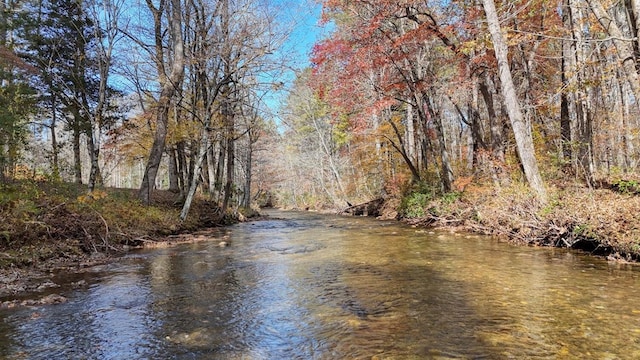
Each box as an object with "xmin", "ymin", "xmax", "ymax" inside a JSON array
[{"xmin": 2, "ymin": 210, "xmax": 640, "ymax": 359}]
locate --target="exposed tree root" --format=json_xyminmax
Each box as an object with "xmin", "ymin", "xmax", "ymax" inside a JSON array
[{"xmin": 396, "ymin": 183, "xmax": 640, "ymax": 262}]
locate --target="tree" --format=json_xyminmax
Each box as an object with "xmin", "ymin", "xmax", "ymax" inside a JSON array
[
  {"xmin": 138, "ymin": 0, "xmax": 186, "ymax": 205},
  {"xmin": 174, "ymin": 0, "xmax": 283, "ymax": 219},
  {"xmin": 481, "ymin": 0, "xmax": 547, "ymax": 202},
  {"xmin": 17, "ymin": 0, "xmax": 112, "ymax": 185},
  {"xmin": 280, "ymin": 70, "xmax": 350, "ymax": 207},
  {"xmin": 588, "ymin": 0, "xmax": 640, "ymax": 105},
  {"xmin": 312, "ymin": 1, "xmax": 470, "ymax": 192},
  {"xmin": 0, "ymin": 0, "xmax": 35, "ymax": 181},
  {"xmin": 85, "ymin": 0, "xmax": 125, "ymax": 192},
  {"xmin": 0, "ymin": 77, "xmax": 33, "ymax": 181}
]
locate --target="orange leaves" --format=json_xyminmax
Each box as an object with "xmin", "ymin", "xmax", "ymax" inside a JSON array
[{"xmin": 453, "ymin": 176, "xmax": 474, "ymax": 192}]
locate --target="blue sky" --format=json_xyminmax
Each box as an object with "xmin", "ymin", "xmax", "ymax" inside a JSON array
[
  {"xmin": 276, "ymin": 0, "xmax": 328, "ymax": 68},
  {"xmin": 261, "ymin": 0, "xmax": 332, "ymax": 120},
  {"xmin": 110, "ymin": 0, "xmax": 329, "ymax": 121}
]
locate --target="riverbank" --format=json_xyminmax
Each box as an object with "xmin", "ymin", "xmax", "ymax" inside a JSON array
[
  {"xmin": 394, "ymin": 179, "xmax": 640, "ymax": 262},
  {"xmin": 0, "ymin": 181, "xmax": 253, "ymax": 299},
  {"xmin": 3, "ymin": 178, "xmax": 639, "ymax": 301}
]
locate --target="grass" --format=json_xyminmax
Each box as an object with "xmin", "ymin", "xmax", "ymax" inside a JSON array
[{"xmin": 0, "ymin": 180, "xmax": 232, "ymax": 269}]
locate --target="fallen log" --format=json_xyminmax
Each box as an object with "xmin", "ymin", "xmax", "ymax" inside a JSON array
[{"xmin": 340, "ymin": 198, "xmax": 384, "ymax": 217}]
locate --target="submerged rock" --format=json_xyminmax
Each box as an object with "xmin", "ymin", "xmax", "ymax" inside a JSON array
[
  {"xmin": 1, "ymin": 293, "xmax": 67, "ymax": 309},
  {"xmin": 36, "ymin": 280, "xmax": 60, "ymax": 291},
  {"xmin": 35, "ymin": 294, "xmax": 67, "ymax": 305}
]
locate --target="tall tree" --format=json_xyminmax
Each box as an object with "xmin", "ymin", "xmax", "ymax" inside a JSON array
[
  {"xmin": 85, "ymin": 0, "xmax": 124, "ymax": 192},
  {"xmin": 481, "ymin": 0, "xmax": 547, "ymax": 202},
  {"xmin": 177, "ymin": 0, "xmax": 283, "ymax": 219},
  {"xmin": 0, "ymin": 0, "xmax": 35, "ymax": 181},
  {"xmin": 588, "ymin": 0, "xmax": 640, "ymax": 105},
  {"xmin": 19, "ymin": 0, "xmax": 100, "ymax": 184},
  {"xmin": 138, "ymin": 0, "xmax": 186, "ymax": 205}
]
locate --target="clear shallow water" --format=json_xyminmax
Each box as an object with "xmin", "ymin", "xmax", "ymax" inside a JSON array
[{"xmin": 2, "ymin": 210, "xmax": 640, "ymax": 359}]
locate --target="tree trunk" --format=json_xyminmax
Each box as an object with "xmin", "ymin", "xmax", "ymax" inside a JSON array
[
  {"xmin": 405, "ymin": 101, "xmax": 416, "ymax": 162},
  {"xmin": 221, "ymin": 129, "xmax": 235, "ymax": 214},
  {"xmin": 206, "ymin": 141, "xmax": 216, "ymax": 197},
  {"xmin": 588, "ymin": 0, "xmax": 640, "ymax": 107},
  {"xmin": 618, "ymin": 70, "xmax": 633, "ymax": 169},
  {"xmin": 201, "ymin": 152, "xmax": 210, "ymax": 193},
  {"xmin": 139, "ymin": 0, "xmax": 185, "ymax": 205},
  {"xmin": 241, "ymin": 145, "xmax": 252, "ymax": 208},
  {"xmin": 627, "ymin": 0, "xmax": 640, "ymax": 70},
  {"xmin": 387, "ymin": 115, "xmax": 421, "ymax": 182},
  {"xmin": 561, "ymin": 0, "xmax": 573, "ymax": 162},
  {"xmin": 72, "ymin": 124, "xmax": 82, "ymax": 184},
  {"xmin": 180, "ymin": 129, "xmax": 209, "ymax": 220},
  {"xmin": 139, "ymin": 103, "xmax": 169, "ymax": 203},
  {"xmin": 481, "ymin": 0, "xmax": 547, "ymax": 202},
  {"xmin": 177, "ymin": 140, "xmax": 188, "ymax": 195},
  {"xmin": 423, "ymin": 94, "xmax": 454, "ymax": 192},
  {"xmin": 168, "ymin": 147, "xmax": 180, "ymax": 192},
  {"xmin": 468, "ymin": 82, "xmax": 485, "ymax": 168},
  {"xmin": 84, "ymin": 89, "xmax": 102, "ymax": 192},
  {"xmin": 86, "ymin": 126, "xmax": 101, "ymax": 192},
  {"xmin": 50, "ymin": 94, "xmax": 59, "ymax": 177},
  {"xmin": 567, "ymin": 0, "xmax": 594, "ymax": 183},
  {"xmin": 478, "ymin": 76, "xmax": 504, "ymax": 163},
  {"xmin": 214, "ymin": 140, "xmax": 226, "ymax": 203}
]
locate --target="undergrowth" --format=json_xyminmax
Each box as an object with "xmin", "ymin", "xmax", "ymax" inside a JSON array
[
  {"xmin": 0, "ymin": 180, "xmax": 229, "ymax": 268},
  {"xmin": 398, "ymin": 179, "xmax": 640, "ymax": 262}
]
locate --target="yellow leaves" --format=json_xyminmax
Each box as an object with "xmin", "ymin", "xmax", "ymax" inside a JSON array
[
  {"xmin": 167, "ymin": 116, "xmax": 202, "ymax": 145},
  {"xmin": 459, "ymin": 39, "xmax": 482, "ymax": 56},
  {"xmin": 557, "ymin": 346, "xmax": 570, "ymax": 357},
  {"xmin": 506, "ymin": 31, "xmax": 528, "ymax": 47},
  {"xmin": 111, "ymin": 99, "xmax": 223, "ymax": 165},
  {"xmin": 375, "ymin": 115, "xmax": 404, "ymax": 139},
  {"xmin": 76, "ymin": 190, "xmax": 108, "ymax": 204}
]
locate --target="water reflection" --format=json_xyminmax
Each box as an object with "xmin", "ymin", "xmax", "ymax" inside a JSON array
[
  {"xmin": 0, "ymin": 265, "xmax": 161, "ymax": 359},
  {"xmin": 2, "ymin": 210, "xmax": 640, "ymax": 358}
]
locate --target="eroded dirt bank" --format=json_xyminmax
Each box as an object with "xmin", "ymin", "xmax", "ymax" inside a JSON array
[
  {"xmin": 4, "ymin": 180, "xmax": 640, "ymax": 305},
  {"xmin": 0, "ymin": 182, "xmax": 261, "ymax": 304},
  {"xmin": 385, "ymin": 182, "xmax": 640, "ymax": 263},
  {"xmin": 0, "ymin": 229, "xmax": 238, "ymax": 306}
]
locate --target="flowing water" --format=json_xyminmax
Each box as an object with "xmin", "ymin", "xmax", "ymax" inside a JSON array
[{"xmin": 1, "ymin": 210, "xmax": 640, "ymax": 359}]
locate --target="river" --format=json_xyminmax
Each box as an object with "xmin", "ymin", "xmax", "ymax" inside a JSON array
[{"xmin": 1, "ymin": 210, "xmax": 640, "ymax": 359}]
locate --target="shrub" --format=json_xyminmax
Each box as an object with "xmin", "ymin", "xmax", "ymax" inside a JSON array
[
  {"xmin": 400, "ymin": 191, "xmax": 431, "ymax": 218},
  {"xmin": 612, "ymin": 179, "xmax": 640, "ymax": 195}
]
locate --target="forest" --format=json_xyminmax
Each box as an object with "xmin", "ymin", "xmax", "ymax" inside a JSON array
[{"xmin": 3, "ymin": 0, "xmax": 640, "ymax": 267}]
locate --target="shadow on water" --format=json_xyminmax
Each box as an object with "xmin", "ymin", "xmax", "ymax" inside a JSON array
[
  {"xmin": 130, "ymin": 212, "xmax": 505, "ymax": 359},
  {"xmin": 144, "ymin": 261, "xmax": 499, "ymax": 359},
  {"xmin": 302, "ymin": 261, "xmax": 496, "ymax": 359},
  {"xmin": 3, "ymin": 210, "xmax": 640, "ymax": 358}
]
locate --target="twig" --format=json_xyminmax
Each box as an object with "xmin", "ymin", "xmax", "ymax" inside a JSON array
[{"xmin": 89, "ymin": 208, "xmax": 118, "ymax": 251}]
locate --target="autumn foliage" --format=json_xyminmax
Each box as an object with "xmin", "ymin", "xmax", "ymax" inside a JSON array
[{"xmin": 255, "ymin": 0, "xmax": 640, "ymax": 257}]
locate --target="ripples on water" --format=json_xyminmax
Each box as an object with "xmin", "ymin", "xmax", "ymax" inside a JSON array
[{"xmin": 2, "ymin": 210, "xmax": 640, "ymax": 359}]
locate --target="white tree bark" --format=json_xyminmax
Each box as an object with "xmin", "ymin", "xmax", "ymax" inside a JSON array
[
  {"xmin": 481, "ymin": 0, "xmax": 547, "ymax": 202},
  {"xmin": 588, "ymin": 0, "xmax": 640, "ymax": 107}
]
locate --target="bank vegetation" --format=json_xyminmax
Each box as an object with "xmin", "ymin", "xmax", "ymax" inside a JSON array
[
  {"xmin": 4, "ymin": 0, "xmax": 640, "ymax": 273},
  {"xmin": 0, "ymin": 180, "xmax": 253, "ymax": 270},
  {"xmin": 262, "ymin": 0, "xmax": 640, "ymax": 261}
]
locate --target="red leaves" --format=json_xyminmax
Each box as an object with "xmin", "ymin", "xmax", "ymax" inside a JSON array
[{"xmin": 311, "ymin": 0, "xmax": 470, "ymax": 127}]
